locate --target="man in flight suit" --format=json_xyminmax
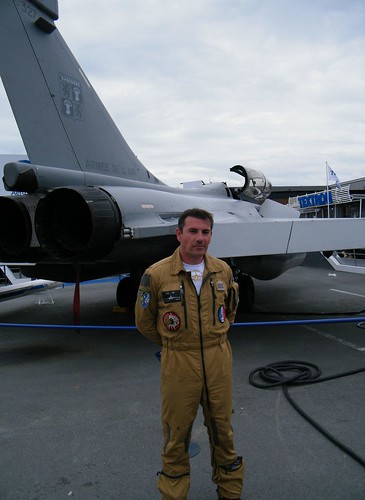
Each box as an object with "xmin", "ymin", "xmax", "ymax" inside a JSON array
[{"xmin": 135, "ymin": 208, "xmax": 244, "ymax": 500}]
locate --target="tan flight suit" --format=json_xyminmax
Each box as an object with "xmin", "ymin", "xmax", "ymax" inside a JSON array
[{"xmin": 135, "ymin": 248, "xmax": 244, "ymax": 500}]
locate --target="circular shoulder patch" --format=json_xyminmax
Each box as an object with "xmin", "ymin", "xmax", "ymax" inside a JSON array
[
  {"xmin": 163, "ymin": 312, "xmax": 181, "ymax": 332},
  {"xmin": 218, "ymin": 305, "xmax": 226, "ymax": 323}
]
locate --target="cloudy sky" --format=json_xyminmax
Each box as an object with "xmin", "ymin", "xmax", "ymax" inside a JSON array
[{"xmin": 1, "ymin": 0, "xmax": 364, "ymax": 187}]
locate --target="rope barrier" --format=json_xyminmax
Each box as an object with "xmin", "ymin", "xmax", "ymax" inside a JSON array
[
  {"xmin": 0, "ymin": 322, "xmax": 136, "ymax": 330},
  {"xmin": 232, "ymin": 316, "xmax": 365, "ymax": 327},
  {"xmin": 1, "ymin": 316, "xmax": 365, "ymax": 330}
]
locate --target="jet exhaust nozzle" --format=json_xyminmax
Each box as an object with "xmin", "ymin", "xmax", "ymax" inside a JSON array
[
  {"xmin": 35, "ymin": 187, "xmax": 121, "ymax": 260},
  {"xmin": 0, "ymin": 196, "xmax": 33, "ymax": 259}
]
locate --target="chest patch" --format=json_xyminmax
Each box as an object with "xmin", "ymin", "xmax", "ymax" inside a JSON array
[
  {"xmin": 163, "ymin": 312, "xmax": 181, "ymax": 332},
  {"xmin": 162, "ymin": 290, "xmax": 181, "ymax": 303},
  {"xmin": 216, "ymin": 280, "xmax": 226, "ymax": 291}
]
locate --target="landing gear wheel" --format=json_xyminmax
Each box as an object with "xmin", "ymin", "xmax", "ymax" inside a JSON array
[
  {"xmin": 116, "ymin": 276, "xmax": 137, "ymax": 310},
  {"xmin": 237, "ymin": 274, "xmax": 255, "ymax": 312}
]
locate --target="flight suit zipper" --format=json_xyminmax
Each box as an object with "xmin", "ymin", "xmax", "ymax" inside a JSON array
[
  {"xmin": 197, "ymin": 272, "xmax": 212, "ymax": 410},
  {"xmin": 180, "ymin": 280, "xmax": 188, "ymax": 329},
  {"xmin": 196, "ymin": 291, "xmax": 211, "ymax": 407},
  {"xmin": 210, "ymin": 278, "xmax": 216, "ymax": 325}
]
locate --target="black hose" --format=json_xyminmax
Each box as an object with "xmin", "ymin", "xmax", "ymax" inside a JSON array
[{"xmin": 249, "ymin": 360, "xmax": 365, "ymax": 468}]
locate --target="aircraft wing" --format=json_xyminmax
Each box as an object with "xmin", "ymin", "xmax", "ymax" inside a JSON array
[
  {"xmin": 209, "ymin": 217, "xmax": 365, "ymax": 257},
  {"xmin": 0, "ymin": 279, "xmax": 60, "ymax": 302},
  {"xmin": 0, "ymin": 265, "xmax": 60, "ymax": 302}
]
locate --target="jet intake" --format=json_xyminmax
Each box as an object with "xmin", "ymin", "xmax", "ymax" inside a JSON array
[{"xmin": 35, "ymin": 187, "xmax": 121, "ymax": 260}]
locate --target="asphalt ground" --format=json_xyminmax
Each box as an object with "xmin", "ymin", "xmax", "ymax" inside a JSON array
[{"xmin": 0, "ymin": 255, "xmax": 364, "ymax": 499}]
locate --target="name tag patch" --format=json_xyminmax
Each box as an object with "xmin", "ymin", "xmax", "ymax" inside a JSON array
[{"xmin": 162, "ymin": 290, "xmax": 181, "ymax": 303}]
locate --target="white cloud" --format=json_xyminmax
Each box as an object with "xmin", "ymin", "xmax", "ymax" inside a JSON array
[{"xmin": 1, "ymin": 0, "xmax": 364, "ymax": 187}]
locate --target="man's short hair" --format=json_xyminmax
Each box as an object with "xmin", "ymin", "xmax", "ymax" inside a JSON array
[{"xmin": 178, "ymin": 208, "xmax": 214, "ymax": 232}]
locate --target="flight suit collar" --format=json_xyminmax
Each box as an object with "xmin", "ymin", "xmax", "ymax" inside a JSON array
[{"xmin": 170, "ymin": 247, "xmax": 222, "ymax": 275}]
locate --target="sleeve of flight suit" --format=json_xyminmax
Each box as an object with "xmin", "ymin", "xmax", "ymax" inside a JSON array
[
  {"xmin": 226, "ymin": 267, "xmax": 239, "ymax": 324},
  {"xmin": 134, "ymin": 271, "xmax": 163, "ymax": 346}
]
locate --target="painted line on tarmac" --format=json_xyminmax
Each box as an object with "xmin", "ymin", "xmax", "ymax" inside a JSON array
[
  {"xmin": 330, "ymin": 288, "xmax": 365, "ymax": 298},
  {"xmin": 303, "ymin": 324, "xmax": 365, "ymax": 352}
]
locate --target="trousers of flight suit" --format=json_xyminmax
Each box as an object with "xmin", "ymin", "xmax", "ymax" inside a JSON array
[{"xmin": 157, "ymin": 338, "xmax": 244, "ymax": 500}]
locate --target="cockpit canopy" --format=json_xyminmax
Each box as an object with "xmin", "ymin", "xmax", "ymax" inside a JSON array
[
  {"xmin": 229, "ymin": 165, "xmax": 272, "ymax": 203},
  {"xmin": 181, "ymin": 165, "xmax": 272, "ymax": 204}
]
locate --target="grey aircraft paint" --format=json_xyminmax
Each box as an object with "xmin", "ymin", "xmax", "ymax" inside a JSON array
[{"xmin": 0, "ymin": 0, "xmax": 364, "ymax": 308}]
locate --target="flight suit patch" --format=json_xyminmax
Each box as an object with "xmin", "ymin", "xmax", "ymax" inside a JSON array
[
  {"xmin": 218, "ymin": 305, "xmax": 226, "ymax": 323},
  {"xmin": 163, "ymin": 312, "xmax": 181, "ymax": 331},
  {"xmin": 139, "ymin": 290, "xmax": 150, "ymax": 308},
  {"xmin": 216, "ymin": 280, "xmax": 226, "ymax": 291},
  {"xmin": 162, "ymin": 290, "xmax": 181, "ymax": 303},
  {"xmin": 140, "ymin": 273, "xmax": 151, "ymax": 287}
]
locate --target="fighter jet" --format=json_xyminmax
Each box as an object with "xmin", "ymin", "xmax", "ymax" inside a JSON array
[{"xmin": 0, "ymin": 0, "xmax": 364, "ymax": 313}]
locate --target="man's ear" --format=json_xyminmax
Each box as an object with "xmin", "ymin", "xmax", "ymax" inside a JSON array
[{"xmin": 176, "ymin": 227, "xmax": 182, "ymax": 242}]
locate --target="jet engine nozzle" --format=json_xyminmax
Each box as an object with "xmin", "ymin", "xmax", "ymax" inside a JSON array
[
  {"xmin": 0, "ymin": 196, "xmax": 33, "ymax": 260},
  {"xmin": 35, "ymin": 187, "xmax": 121, "ymax": 260}
]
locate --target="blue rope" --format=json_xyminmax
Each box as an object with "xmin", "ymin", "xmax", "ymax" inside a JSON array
[
  {"xmin": 0, "ymin": 323, "xmax": 135, "ymax": 330},
  {"xmin": 0, "ymin": 316, "xmax": 365, "ymax": 330},
  {"xmin": 232, "ymin": 316, "xmax": 365, "ymax": 327}
]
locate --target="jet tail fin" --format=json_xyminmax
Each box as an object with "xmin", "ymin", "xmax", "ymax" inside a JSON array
[{"xmin": 0, "ymin": 0, "xmax": 163, "ymax": 185}]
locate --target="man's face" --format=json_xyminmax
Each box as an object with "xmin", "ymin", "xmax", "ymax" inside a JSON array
[{"xmin": 176, "ymin": 216, "xmax": 212, "ymax": 264}]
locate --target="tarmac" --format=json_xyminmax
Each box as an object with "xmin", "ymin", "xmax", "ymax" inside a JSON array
[{"xmin": 0, "ymin": 253, "xmax": 364, "ymax": 499}]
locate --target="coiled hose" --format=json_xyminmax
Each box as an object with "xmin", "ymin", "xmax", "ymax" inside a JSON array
[{"xmin": 249, "ymin": 360, "xmax": 365, "ymax": 468}]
